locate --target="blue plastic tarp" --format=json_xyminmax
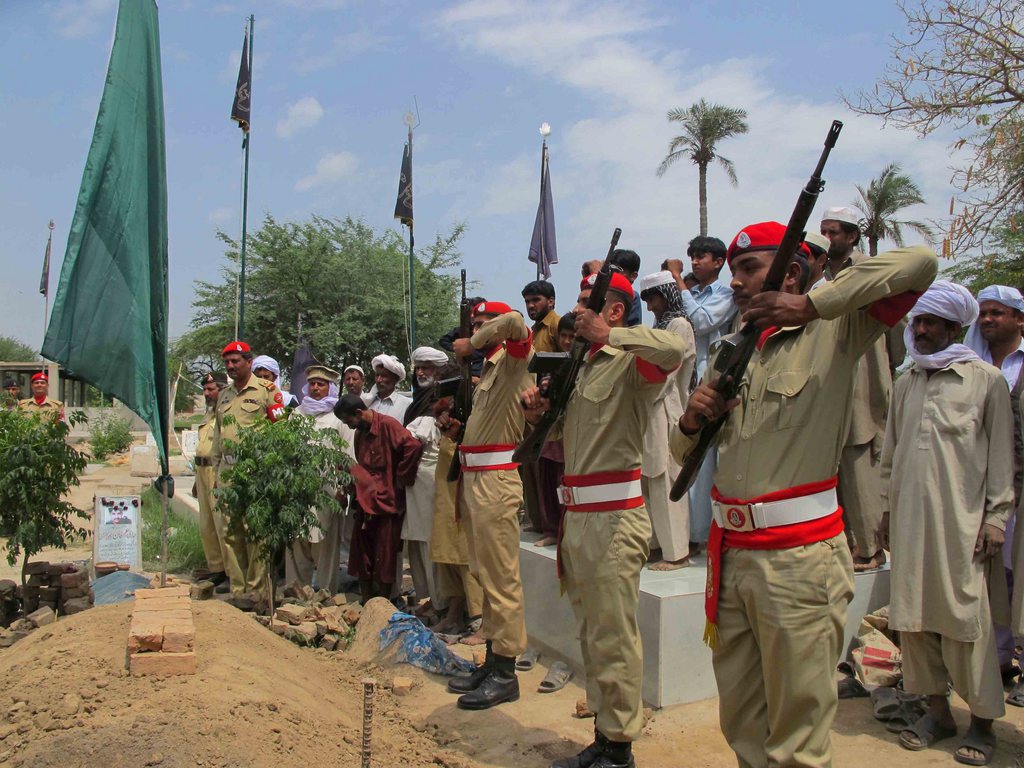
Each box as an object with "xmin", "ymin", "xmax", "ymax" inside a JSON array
[
  {"xmin": 92, "ymin": 571, "xmax": 153, "ymax": 605},
  {"xmin": 378, "ymin": 612, "xmax": 475, "ymax": 676}
]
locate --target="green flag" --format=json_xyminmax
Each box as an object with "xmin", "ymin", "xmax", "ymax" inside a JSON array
[{"xmin": 42, "ymin": 0, "xmax": 169, "ymax": 474}]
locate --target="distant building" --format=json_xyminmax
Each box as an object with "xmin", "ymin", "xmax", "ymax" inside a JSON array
[{"xmin": 0, "ymin": 361, "xmax": 87, "ymax": 407}]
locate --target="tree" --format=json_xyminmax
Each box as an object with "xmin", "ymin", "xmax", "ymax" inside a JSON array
[
  {"xmin": 173, "ymin": 215, "xmax": 462, "ymax": 383},
  {"xmin": 0, "ymin": 409, "xmax": 88, "ymax": 589},
  {"xmin": 854, "ymin": 163, "xmax": 933, "ymax": 256},
  {"xmin": 656, "ymin": 99, "xmax": 749, "ymax": 236},
  {"xmin": 0, "ymin": 336, "xmax": 39, "ymax": 362},
  {"xmin": 215, "ymin": 414, "xmax": 351, "ymax": 612},
  {"xmin": 945, "ymin": 217, "xmax": 1024, "ymax": 293},
  {"xmin": 847, "ymin": 0, "xmax": 1024, "ymax": 253}
]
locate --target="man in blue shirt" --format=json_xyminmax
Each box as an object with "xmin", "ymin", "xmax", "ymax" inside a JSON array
[{"xmin": 664, "ymin": 235, "xmax": 737, "ymax": 553}]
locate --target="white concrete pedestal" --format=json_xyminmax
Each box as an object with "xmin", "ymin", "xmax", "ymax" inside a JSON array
[{"xmin": 520, "ymin": 533, "xmax": 890, "ymax": 708}]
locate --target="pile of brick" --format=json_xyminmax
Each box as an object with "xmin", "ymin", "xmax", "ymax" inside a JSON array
[
  {"xmin": 0, "ymin": 581, "xmax": 19, "ymax": 627},
  {"xmin": 257, "ymin": 585, "xmax": 363, "ymax": 651},
  {"xmin": 21, "ymin": 561, "xmax": 93, "ymax": 618},
  {"xmin": 127, "ymin": 586, "xmax": 197, "ymax": 676}
]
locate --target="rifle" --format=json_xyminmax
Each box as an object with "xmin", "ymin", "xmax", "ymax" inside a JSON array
[
  {"xmin": 446, "ymin": 269, "xmax": 473, "ymax": 481},
  {"xmin": 512, "ymin": 227, "xmax": 622, "ymax": 465},
  {"xmin": 668, "ymin": 120, "xmax": 843, "ymax": 502}
]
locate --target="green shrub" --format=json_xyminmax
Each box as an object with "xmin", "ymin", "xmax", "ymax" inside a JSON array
[
  {"xmin": 89, "ymin": 412, "xmax": 134, "ymax": 460},
  {"xmin": 140, "ymin": 487, "xmax": 205, "ymax": 573}
]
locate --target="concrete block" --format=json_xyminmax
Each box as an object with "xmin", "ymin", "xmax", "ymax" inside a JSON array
[
  {"xmin": 189, "ymin": 581, "xmax": 214, "ymax": 600},
  {"xmin": 61, "ymin": 597, "xmax": 92, "ymax": 615},
  {"xmin": 284, "ymin": 622, "xmax": 318, "ymax": 643},
  {"xmin": 27, "ymin": 606, "xmax": 55, "ymax": 628},
  {"xmin": 275, "ymin": 603, "xmax": 310, "ymax": 626},
  {"xmin": 60, "ymin": 571, "xmax": 88, "ymax": 589},
  {"xmin": 129, "ymin": 651, "xmax": 196, "ymax": 676}
]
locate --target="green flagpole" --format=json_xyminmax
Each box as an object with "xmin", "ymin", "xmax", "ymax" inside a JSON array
[
  {"xmin": 406, "ymin": 123, "xmax": 416, "ymax": 348},
  {"xmin": 238, "ymin": 14, "xmax": 253, "ymax": 341}
]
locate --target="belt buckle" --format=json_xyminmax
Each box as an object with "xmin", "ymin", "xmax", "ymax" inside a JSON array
[
  {"xmin": 558, "ymin": 486, "xmax": 575, "ymax": 506},
  {"xmin": 717, "ymin": 502, "xmax": 756, "ymax": 532}
]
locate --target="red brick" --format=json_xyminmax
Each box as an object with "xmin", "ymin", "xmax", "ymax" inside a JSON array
[
  {"xmin": 129, "ymin": 651, "xmax": 196, "ymax": 676},
  {"xmin": 60, "ymin": 571, "xmax": 88, "ymax": 589},
  {"xmin": 128, "ymin": 622, "xmax": 164, "ymax": 653},
  {"xmin": 132, "ymin": 598, "xmax": 191, "ymax": 613},
  {"xmin": 161, "ymin": 623, "xmax": 194, "ymax": 654},
  {"xmin": 133, "ymin": 586, "xmax": 190, "ymax": 599},
  {"xmin": 132, "ymin": 609, "xmax": 192, "ymax": 624}
]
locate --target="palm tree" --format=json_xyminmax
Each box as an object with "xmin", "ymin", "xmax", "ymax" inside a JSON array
[
  {"xmin": 854, "ymin": 163, "xmax": 933, "ymax": 256},
  {"xmin": 657, "ymin": 100, "xmax": 749, "ymax": 236}
]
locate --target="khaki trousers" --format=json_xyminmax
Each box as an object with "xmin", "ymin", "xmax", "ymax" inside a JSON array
[
  {"xmin": 217, "ymin": 466, "xmax": 267, "ymax": 594},
  {"xmin": 837, "ymin": 440, "xmax": 883, "ymax": 556},
  {"xmin": 520, "ymin": 460, "xmax": 544, "ymax": 531},
  {"xmin": 561, "ymin": 506, "xmax": 651, "ymax": 742},
  {"xmin": 713, "ymin": 535, "xmax": 854, "ymax": 768},
  {"xmin": 438, "ymin": 562, "xmax": 484, "ymax": 617},
  {"xmin": 196, "ymin": 465, "xmax": 227, "ymax": 573},
  {"xmin": 642, "ymin": 473, "xmax": 690, "ymax": 562},
  {"xmin": 901, "ymin": 630, "xmax": 1006, "ymax": 720},
  {"xmin": 285, "ymin": 512, "xmax": 343, "ymax": 594},
  {"xmin": 460, "ymin": 469, "xmax": 527, "ymax": 657}
]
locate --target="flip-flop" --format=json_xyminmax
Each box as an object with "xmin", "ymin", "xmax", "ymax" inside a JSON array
[
  {"xmin": 954, "ymin": 729, "xmax": 997, "ymax": 766},
  {"xmin": 871, "ymin": 686, "xmax": 900, "ymax": 720},
  {"xmin": 516, "ymin": 647, "xmax": 540, "ymax": 671},
  {"xmin": 538, "ymin": 661, "xmax": 573, "ymax": 693},
  {"xmin": 898, "ymin": 713, "xmax": 957, "ymax": 751},
  {"xmin": 1007, "ymin": 678, "xmax": 1024, "ymax": 707}
]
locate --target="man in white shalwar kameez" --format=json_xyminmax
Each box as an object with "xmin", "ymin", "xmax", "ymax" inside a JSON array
[{"xmin": 879, "ymin": 281, "xmax": 1015, "ymax": 765}]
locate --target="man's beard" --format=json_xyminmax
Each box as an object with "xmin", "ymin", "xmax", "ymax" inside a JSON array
[
  {"xmin": 417, "ymin": 375, "xmax": 435, "ymax": 388},
  {"xmin": 827, "ymin": 243, "xmax": 851, "ymax": 260}
]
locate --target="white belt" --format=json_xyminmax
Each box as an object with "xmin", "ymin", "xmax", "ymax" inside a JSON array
[
  {"xmin": 712, "ymin": 488, "xmax": 838, "ymax": 532},
  {"xmin": 460, "ymin": 449, "xmax": 514, "ymax": 468},
  {"xmin": 558, "ymin": 479, "xmax": 643, "ymax": 508}
]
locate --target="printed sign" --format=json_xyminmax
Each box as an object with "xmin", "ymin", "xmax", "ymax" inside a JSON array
[
  {"xmin": 180, "ymin": 430, "xmax": 199, "ymax": 461},
  {"xmin": 93, "ymin": 492, "xmax": 142, "ymax": 570}
]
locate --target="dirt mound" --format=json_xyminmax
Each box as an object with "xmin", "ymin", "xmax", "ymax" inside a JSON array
[{"xmin": 0, "ymin": 600, "xmax": 475, "ymax": 768}]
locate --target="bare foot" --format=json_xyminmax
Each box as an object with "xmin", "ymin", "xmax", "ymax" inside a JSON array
[
  {"xmin": 853, "ymin": 550, "xmax": 887, "ymax": 572},
  {"xmin": 432, "ymin": 614, "xmax": 461, "ymax": 634},
  {"xmin": 649, "ymin": 557, "xmax": 690, "ymax": 571},
  {"xmin": 535, "ymin": 536, "xmax": 558, "ymax": 547},
  {"xmin": 461, "ymin": 630, "xmax": 486, "ymax": 646}
]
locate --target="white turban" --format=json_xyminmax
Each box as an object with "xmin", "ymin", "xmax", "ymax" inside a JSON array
[
  {"xmin": 636, "ymin": 271, "xmax": 675, "ymax": 295},
  {"xmin": 251, "ymin": 355, "xmax": 297, "ymax": 406},
  {"xmin": 411, "ymin": 346, "xmax": 449, "ymax": 367},
  {"xmin": 371, "ymin": 354, "xmax": 406, "ymax": 381},
  {"xmin": 905, "ymin": 280, "xmax": 981, "ymax": 370},
  {"xmin": 821, "ymin": 206, "xmax": 861, "ymax": 226},
  {"xmin": 964, "ymin": 284, "xmax": 1024, "ymax": 359}
]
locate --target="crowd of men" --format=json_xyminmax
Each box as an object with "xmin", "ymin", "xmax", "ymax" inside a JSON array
[{"xmin": 14, "ymin": 202, "xmax": 1024, "ymax": 768}]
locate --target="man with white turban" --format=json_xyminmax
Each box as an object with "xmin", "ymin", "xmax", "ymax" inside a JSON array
[
  {"xmin": 965, "ymin": 286, "xmax": 1024, "ymax": 703},
  {"xmin": 252, "ymin": 355, "xmax": 298, "ymax": 407},
  {"xmin": 367, "ymin": 354, "xmax": 412, "ymax": 423},
  {"xmin": 402, "ymin": 346, "xmax": 453, "ymax": 617},
  {"xmin": 879, "ymin": 280, "xmax": 1015, "ymax": 764}
]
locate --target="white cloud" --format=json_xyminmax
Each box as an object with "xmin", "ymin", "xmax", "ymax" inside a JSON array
[
  {"xmin": 276, "ymin": 96, "xmax": 325, "ymax": 139},
  {"xmin": 295, "ymin": 151, "xmax": 358, "ymax": 191},
  {"xmin": 49, "ymin": 0, "xmax": 116, "ymax": 39},
  {"xmin": 208, "ymin": 206, "xmax": 234, "ymax": 224}
]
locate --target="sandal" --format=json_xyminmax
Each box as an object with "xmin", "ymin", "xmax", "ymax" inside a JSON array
[
  {"xmin": 954, "ymin": 728, "xmax": 997, "ymax": 766},
  {"xmin": 885, "ymin": 699, "xmax": 927, "ymax": 733},
  {"xmin": 538, "ymin": 660, "xmax": 573, "ymax": 693},
  {"xmin": 1007, "ymin": 678, "xmax": 1024, "ymax": 707},
  {"xmin": 898, "ymin": 713, "xmax": 957, "ymax": 751},
  {"xmin": 516, "ymin": 647, "xmax": 540, "ymax": 671},
  {"xmin": 871, "ymin": 686, "xmax": 900, "ymax": 720}
]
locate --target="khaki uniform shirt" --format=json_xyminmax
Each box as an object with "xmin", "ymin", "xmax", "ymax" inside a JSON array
[
  {"xmin": 642, "ymin": 318, "xmax": 696, "ymax": 478},
  {"xmin": 462, "ymin": 312, "xmax": 534, "ymax": 448},
  {"xmin": 883, "ymin": 360, "xmax": 1014, "ymax": 641},
  {"xmin": 564, "ymin": 326, "xmax": 685, "ymax": 477},
  {"xmin": 670, "ymin": 246, "xmax": 937, "ymax": 500},
  {"xmin": 532, "ymin": 310, "xmax": 561, "ymax": 353},
  {"xmin": 212, "ymin": 375, "xmax": 281, "ymax": 460},
  {"xmin": 18, "ymin": 397, "xmax": 64, "ymax": 420},
  {"xmin": 196, "ymin": 409, "xmax": 216, "ymax": 460}
]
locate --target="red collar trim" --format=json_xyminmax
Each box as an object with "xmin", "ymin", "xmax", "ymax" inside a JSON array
[
  {"xmin": 588, "ymin": 342, "xmax": 604, "ymax": 358},
  {"xmin": 756, "ymin": 326, "xmax": 781, "ymax": 350}
]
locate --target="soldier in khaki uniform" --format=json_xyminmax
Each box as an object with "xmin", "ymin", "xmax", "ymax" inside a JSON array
[
  {"xmin": 192, "ymin": 371, "xmax": 230, "ymax": 592},
  {"xmin": 820, "ymin": 206, "xmax": 906, "ymax": 570},
  {"xmin": 523, "ymin": 271, "xmax": 685, "ymax": 768},
  {"xmin": 213, "ymin": 341, "xmax": 286, "ymax": 595},
  {"xmin": 446, "ymin": 301, "xmax": 534, "ymax": 710},
  {"xmin": 18, "ymin": 372, "xmax": 64, "ymax": 420},
  {"xmin": 671, "ymin": 222, "xmax": 937, "ymax": 768}
]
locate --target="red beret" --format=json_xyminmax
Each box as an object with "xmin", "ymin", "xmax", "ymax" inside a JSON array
[
  {"xmin": 472, "ymin": 301, "xmax": 514, "ymax": 318},
  {"xmin": 578, "ymin": 272, "xmax": 634, "ymax": 296},
  {"xmin": 221, "ymin": 340, "xmax": 251, "ymax": 357},
  {"xmin": 31, "ymin": 372, "xmax": 48, "ymax": 382},
  {"xmin": 727, "ymin": 221, "xmax": 811, "ymax": 265}
]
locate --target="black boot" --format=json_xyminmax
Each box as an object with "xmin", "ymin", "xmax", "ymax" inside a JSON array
[
  {"xmin": 207, "ymin": 571, "xmax": 228, "ymax": 586},
  {"xmin": 592, "ymin": 738, "xmax": 634, "ymax": 768},
  {"xmin": 456, "ymin": 653, "xmax": 520, "ymax": 710},
  {"xmin": 549, "ymin": 727, "xmax": 607, "ymax": 768},
  {"xmin": 447, "ymin": 641, "xmax": 494, "ymax": 694}
]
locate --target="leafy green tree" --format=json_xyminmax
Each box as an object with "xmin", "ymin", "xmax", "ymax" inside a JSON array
[
  {"xmin": 173, "ymin": 216, "xmax": 462, "ymax": 379},
  {"xmin": 945, "ymin": 215, "xmax": 1024, "ymax": 293},
  {"xmin": 657, "ymin": 99, "xmax": 749, "ymax": 236},
  {"xmin": 854, "ymin": 163, "xmax": 933, "ymax": 256},
  {"xmin": 215, "ymin": 414, "xmax": 351, "ymax": 610},
  {"xmin": 0, "ymin": 336, "xmax": 39, "ymax": 362},
  {"xmin": 0, "ymin": 410, "xmax": 89, "ymax": 588}
]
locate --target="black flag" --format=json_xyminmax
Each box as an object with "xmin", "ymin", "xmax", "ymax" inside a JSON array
[
  {"xmin": 394, "ymin": 141, "xmax": 413, "ymax": 226},
  {"xmin": 288, "ymin": 342, "xmax": 318, "ymax": 405},
  {"xmin": 230, "ymin": 28, "xmax": 251, "ymax": 134}
]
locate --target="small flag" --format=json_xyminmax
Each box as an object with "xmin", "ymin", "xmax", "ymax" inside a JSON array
[
  {"xmin": 42, "ymin": 0, "xmax": 170, "ymax": 473},
  {"xmin": 230, "ymin": 27, "xmax": 251, "ymax": 134},
  {"xmin": 394, "ymin": 141, "xmax": 413, "ymax": 227},
  {"xmin": 39, "ymin": 221, "xmax": 54, "ymax": 296},
  {"xmin": 528, "ymin": 144, "xmax": 558, "ymax": 278},
  {"xmin": 288, "ymin": 342, "xmax": 318, "ymax": 405}
]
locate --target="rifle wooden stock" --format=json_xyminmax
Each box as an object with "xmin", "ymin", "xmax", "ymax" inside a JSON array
[
  {"xmin": 512, "ymin": 228, "xmax": 622, "ymax": 466},
  {"xmin": 667, "ymin": 120, "xmax": 843, "ymax": 502}
]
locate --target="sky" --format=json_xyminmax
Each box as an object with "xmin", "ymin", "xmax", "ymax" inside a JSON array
[{"xmin": 1, "ymin": 0, "xmax": 959, "ymax": 353}]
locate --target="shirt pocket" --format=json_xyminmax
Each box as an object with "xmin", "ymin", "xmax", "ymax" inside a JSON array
[
  {"xmin": 578, "ymin": 379, "xmax": 615, "ymax": 425},
  {"xmin": 473, "ymin": 369, "xmax": 496, "ymax": 411},
  {"xmin": 932, "ymin": 400, "xmax": 977, "ymax": 436},
  {"xmin": 765, "ymin": 368, "xmax": 813, "ymax": 430}
]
